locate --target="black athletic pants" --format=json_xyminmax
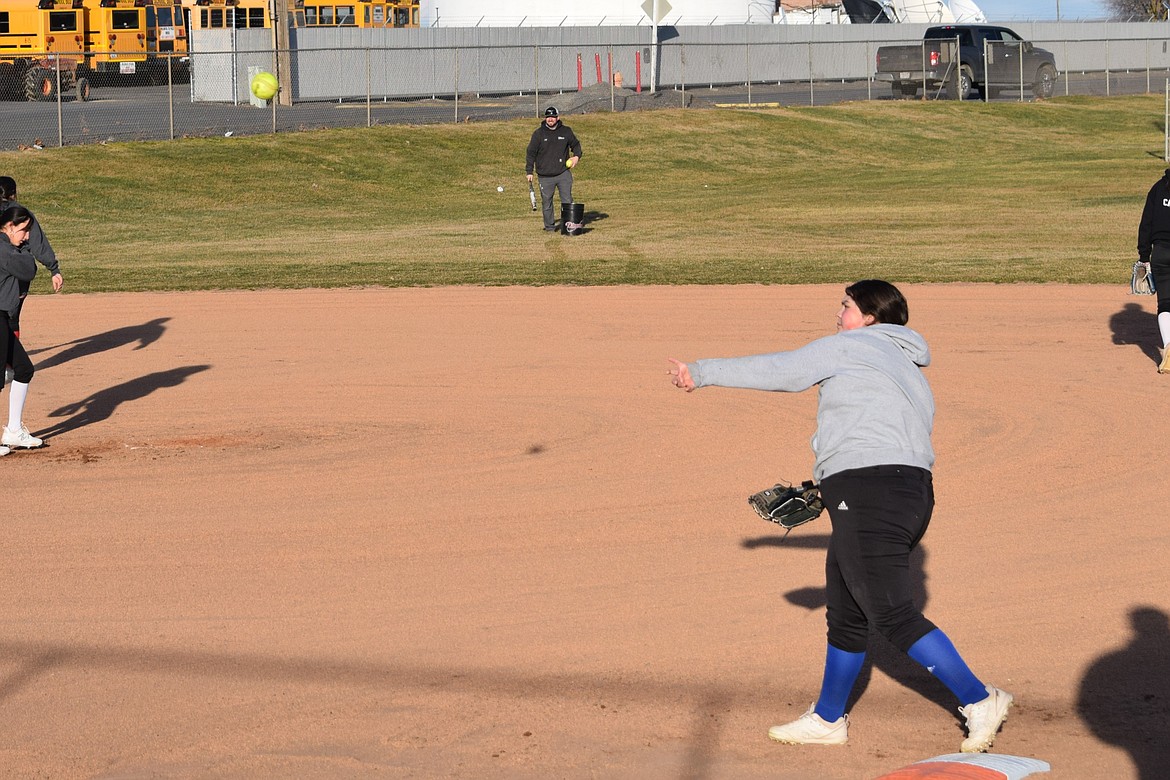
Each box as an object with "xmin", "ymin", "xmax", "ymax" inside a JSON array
[
  {"xmin": 1151, "ymin": 243, "xmax": 1170, "ymax": 315},
  {"xmin": 2, "ymin": 311, "xmax": 34, "ymax": 384},
  {"xmin": 819, "ymin": 464, "xmax": 938, "ymax": 654}
]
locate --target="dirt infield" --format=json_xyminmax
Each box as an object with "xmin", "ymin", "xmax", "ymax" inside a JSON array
[{"xmin": 3, "ymin": 284, "xmax": 1166, "ymax": 779}]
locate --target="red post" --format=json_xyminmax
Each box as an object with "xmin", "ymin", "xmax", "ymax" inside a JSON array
[
  {"xmin": 635, "ymin": 51, "xmax": 642, "ymax": 93},
  {"xmin": 576, "ymin": 53, "xmax": 582, "ymax": 91},
  {"xmin": 595, "ymin": 53, "xmax": 602, "ymax": 84}
]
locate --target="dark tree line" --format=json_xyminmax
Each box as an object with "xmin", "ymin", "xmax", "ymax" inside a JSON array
[{"xmin": 1106, "ymin": 0, "xmax": 1168, "ymax": 20}]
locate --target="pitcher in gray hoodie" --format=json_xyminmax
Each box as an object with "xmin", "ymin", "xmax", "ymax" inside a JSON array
[
  {"xmin": 668, "ymin": 280, "xmax": 1012, "ymax": 753},
  {"xmin": 1, "ymin": 206, "xmax": 45, "ymax": 453}
]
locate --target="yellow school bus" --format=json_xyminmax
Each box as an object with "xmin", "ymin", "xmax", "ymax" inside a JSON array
[
  {"xmin": 79, "ymin": 0, "xmax": 148, "ymax": 75},
  {"xmin": 0, "ymin": 0, "xmax": 89, "ymax": 100},
  {"xmin": 185, "ymin": 0, "xmax": 269, "ymax": 30},
  {"xmin": 145, "ymin": 0, "xmax": 187, "ymax": 56},
  {"xmin": 298, "ymin": 0, "xmax": 418, "ymax": 28}
]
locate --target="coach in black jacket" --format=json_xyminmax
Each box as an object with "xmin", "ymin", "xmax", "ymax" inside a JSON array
[{"xmin": 525, "ymin": 107, "xmax": 582, "ymax": 232}]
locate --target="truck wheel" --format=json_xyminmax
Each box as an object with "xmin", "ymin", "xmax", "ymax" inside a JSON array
[
  {"xmin": 945, "ymin": 64, "xmax": 974, "ymax": 101},
  {"xmin": 23, "ymin": 68, "xmax": 57, "ymax": 102},
  {"xmin": 1033, "ymin": 64, "xmax": 1057, "ymax": 99},
  {"xmin": 75, "ymin": 77, "xmax": 90, "ymax": 102}
]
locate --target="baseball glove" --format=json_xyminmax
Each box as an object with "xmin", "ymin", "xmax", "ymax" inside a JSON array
[
  {"xmin": 1132, "ymin": 261, "xmax": 1156, "ymax": 295},
  {"xmin": 748, "ymin": 480, "xmax": 823, "ymax": 535}
]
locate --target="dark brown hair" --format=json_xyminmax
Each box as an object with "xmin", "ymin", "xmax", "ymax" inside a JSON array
[
  {"xmin": 0, "ymin": 205, "xmax": 32, "ymax": 229},
  {"xmin": 845, "ymin": 279, "xmax": 908, "ymax": 326}
]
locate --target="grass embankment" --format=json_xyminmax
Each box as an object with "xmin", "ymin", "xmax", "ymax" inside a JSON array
[{"xmin": 2, "ymin": 94, "xmax": 1164, "ymax": 292}]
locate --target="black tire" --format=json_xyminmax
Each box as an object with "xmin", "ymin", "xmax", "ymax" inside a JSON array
[
  {"xmin": 23, "ymin": 67, "xmax": 58, "ymax": 102},
  {"xmin": 945, "ymin": 64, "xmax": 974, "ymax": 101},
  {"xmin": 1033, "ymin": 64, "xmax": 1057, "ymax": 99},
  {"xmin": 75, "ymin": 77, "xmax": 90, "ymax": 102}
]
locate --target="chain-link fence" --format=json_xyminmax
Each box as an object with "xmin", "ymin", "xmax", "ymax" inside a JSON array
[{"xmin": 4, "ymin": 34, "xmax": 1170, "ymax": 150}]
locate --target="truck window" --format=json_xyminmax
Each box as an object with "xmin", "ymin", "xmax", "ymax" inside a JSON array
[
  {"xmin": 49, "ymin": 11, "xmax": 79, "ymax": 31},
  {"xmin": 925, "ymin": 27, "xmax": 973, "ymax": 47}
]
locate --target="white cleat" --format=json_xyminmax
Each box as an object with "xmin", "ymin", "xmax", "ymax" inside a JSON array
[
  {"xmin": 767, "ymin": 705, "xmax": 849, "ymax": 745},
  {"xmin": 959, "ymin": 685, "xmax": 1013, "ymax": 753}
]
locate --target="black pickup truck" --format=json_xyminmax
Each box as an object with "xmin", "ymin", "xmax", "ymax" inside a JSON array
[{"xmin": 875, "ymin": 25, "xmax": 1058, "ymax": 101}]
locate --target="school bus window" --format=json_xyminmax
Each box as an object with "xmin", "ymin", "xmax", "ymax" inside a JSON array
[
  {"xmin": 157, "ymin": 7, "xmax": 175, "ymax": 25},
  {"xmin": 336, "ymin": 6, "xmax": 354, "ymax": 24},
  {"xmin": 111, "ymin": 10, "xmax": 139, "ymax": 29},
  {"xmin": 320, "ymin": 6, "xmax": 333, "ymax": 24},
  {"xmin": 49, "ymin": 11, "xmax": 78, "ymax": 31},
  {"xmin": 0, "ymin": 12, "xmax": 7, "ymax": 34},
  {"xmin": 210, "ymin": 8, "xmax": 223, "ymax": 26},
  {"xmin": 247, "ymin": 8, "xmax": 265, "ymax": 26}
]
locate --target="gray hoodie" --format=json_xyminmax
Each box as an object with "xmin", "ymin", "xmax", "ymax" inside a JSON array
[
  {"xmin": 688, "ymin": 324, "xmax": 935, "ymax": 482},
  {"xmin": 0, "ymin": 236, "xmax": 38, "ymax": 318}
]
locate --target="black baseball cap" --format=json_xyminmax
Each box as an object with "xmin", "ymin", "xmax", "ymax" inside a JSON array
[{"xmin": 544, "ymin": 106, "xmax": 559, "ymax": 117}]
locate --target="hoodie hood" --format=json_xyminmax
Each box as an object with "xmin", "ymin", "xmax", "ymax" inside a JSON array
[{"xmin": 865, "ymin": 323, "xmax": 930, "ymax": 367}]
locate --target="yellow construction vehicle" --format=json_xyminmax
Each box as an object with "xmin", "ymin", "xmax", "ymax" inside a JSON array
[{"xmin": 0, "ymin": 0, "xmax": 90, "ymax": 100}]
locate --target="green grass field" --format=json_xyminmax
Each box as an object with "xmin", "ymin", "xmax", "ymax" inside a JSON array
[{"xmin": 2, "ymin": 94, "xmax": 1165, "ymax": 292}]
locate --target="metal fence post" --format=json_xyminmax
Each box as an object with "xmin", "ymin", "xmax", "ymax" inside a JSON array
[
  {"xmin": 366, "ymin": 48, "xmax": 372, "ymax": 128},
  {"xmin": 534, "ymin": 45, "xmax": 539, "ymax": 116},
  {"xmin": 454, "ymin": 48, "xmax": 460, "ymax": 123},
  {"xmin": 954, "ymin": 35, "xmax": 962, "ymax": 101},
  {"xmin": 167, "ymin": 55, "xmax": 175, "ymax": 141},
  {"xmin": 1064, "ymin": 40, "xmax": 1069, "ymax": 96},
  {"xmin": 680, "ymin": 43, "xmax": 686, "ymax": 108},
  {"xmin": 921, "ymin": 40, "xmax": 927, "ymax": 97},
  {"xmin": 1019, "ymin": 41, "xmax": 1024, "ymax": 102},
  {"xmin": 745, "ymin": 39, "xmax": 751, "ymax": 106},
  {"xmin": 609, "ymin": 44, "xmax": 615, "ymax": 111},
  {"xmin": 866, "ymin": 39, "xmax": 872, "ymax": 101},
  {"xmin": 984, "ymin": 39, "xmax": 990, "ymax": 102},
  {"xmin": 55, "ymin": 55, "xmax": 63, "ymax": 148},
  {"xmin": 272, "ymin": 50, "xmax": 278, "ymax": 134},
  {"xmin": 808, "ymin": 40, "xmax": 814, "ymax": 105},
  {"xmin": 1106, "ymin": 39, "xmax": 1111, "ymax": 97}
]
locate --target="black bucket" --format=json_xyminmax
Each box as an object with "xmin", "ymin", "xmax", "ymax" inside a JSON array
[{"xmin": 561, "ymin": 202, "xmax": 585, "ymax": 235}]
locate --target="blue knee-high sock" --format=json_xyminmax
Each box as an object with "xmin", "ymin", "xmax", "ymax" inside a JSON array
[
  {"xmin": 813, "ymin": 644, "xmax": 866, "ymax": 722},
  {"xmin": 907, "ymin": 629, "xmax": 987, "ymax": 706}
]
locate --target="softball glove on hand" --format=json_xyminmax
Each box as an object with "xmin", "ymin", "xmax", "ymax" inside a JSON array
[
  {"xmin": 1132, "ymin": 261, "xmax": 1156, "ymax": 295},
  {"xmin": 748, "ymin": 480, "xmax": 823, "ymax": 536}
]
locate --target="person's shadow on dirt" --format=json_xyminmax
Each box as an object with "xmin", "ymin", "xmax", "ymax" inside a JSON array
[
  {"xmin": 1077, "ymin": 606, "xmax": 1170, "ymax": 779},
  {"xmin": 34, "ymin": 365, "xmax": 210, "ymax": 441},
  {"xmin": 742, "ymin": 533, "xmax": 956, "ymax": 716},
  {"xmin": 29, "ymin": 317, "xmax": 171, "ymax": 371},
  {"xmin": 1109, "ymin": 303, "xmax": 1161, "ymax": 366}
]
